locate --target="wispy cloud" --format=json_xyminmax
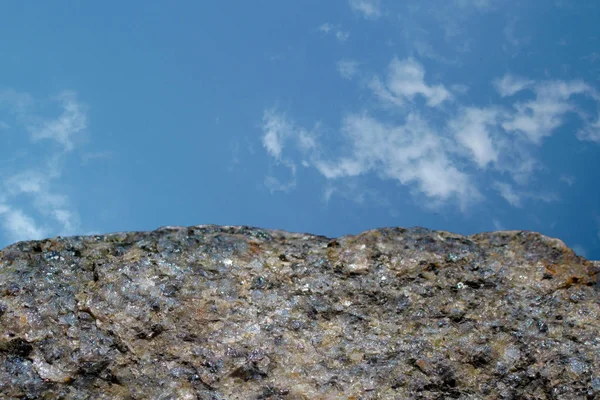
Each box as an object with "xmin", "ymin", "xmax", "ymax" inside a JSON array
[
  {"xmin": 411, "ymin": 39, "xmax": 461, "ymax": 65},
  {"xmin": 493, "ymin": 74, "xmax": 534, "ymax": 97},
  {"xmin": 262, "ymin": 109, "xmax": 318, "ymax": 161},
  {"xmin": 322, "ymin": 180, "xmax": 390, "ymax": 209},
  {"xmin": 262, "ymin": 109, "xmax": 291, "ymax": 161},
  {"xmin": 312, "ymin": 112, "xmax": 481, "ymax": 210},
  {"xmin": 264, "ymin": 174, "xmax": 296, "ymax": 194},
  {"xmin": 370, "ymin": 57, "xmax": 451, "ymax": 108},
  {"xmin": 1, "ymin": 168, "xmax": 82, "ymax": 242},
  {"xmin": 319, "ymin": 23, "xmax": 350, "ymax": 42},
  {"xmin": 0, "ymin": 90, "xmax": 91, "ymax": 244},
  {"xmin": 27, "ymin": 91, "xmax": 88, "ymax": 152},
  {"xmin": 492, "ymin": 181, "xmax": 556, "ymax": 207},
  {"xmin": 349, "ymin": 0, "xmax": 382, "ymax": 20},
  {"xmin": 503, "ymin": 16, "xmax": 527, "ymax": 48},
  {"xmin": 502, "ymin": 80, "xmax": 593, "ymax": 144},
  {"xmin": 492, "ymin": 218, "xmax": 505, "ymax": 230},
  {"xmin": 582, "ymin": 52, "xmax": 600, "ymax": 63},
  {"xmin": 576, "ymin": 117, "xmax": 600, "ymax": 143},
  {"xmin": 397, "ymin": 1, "xmax": 495, "ymax": 67},
  {"xmin": 494, "ymin": 182, "xmax": 522, "ymax": 207},
  {"xmin": 449, "ymin": 107, "xmax": 499, "ymax": 168},
  {"xmin": 0, "ymin": 208, "xmax": 48, "ymax": 243},
  {"xmin": 337, "ymin": 60, "xmax": 360, "ymax": 80},
  {"xmin": 260, "ymin": 56, "xmax": 600, "ymax": 213},
  {"xmin": 559, "ymin": 174, "xmax": 576, "ymax": 186},
  {"xmin": 261, "ymin": 109, "xmax": 316, "ymax": 193},
  {"xmin": 423, "ymin": 0, "xmax": 495, "ymax": 52}
]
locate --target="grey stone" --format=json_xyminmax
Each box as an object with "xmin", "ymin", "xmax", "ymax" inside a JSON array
[{"xmin": 0, "ymin": 225, "xmax": 598, "ymax": 399}]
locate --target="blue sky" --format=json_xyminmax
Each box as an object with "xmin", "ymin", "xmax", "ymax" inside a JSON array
[{"xmin": 1, "ymin": 1, "xmax": 600, "ymax": 259}]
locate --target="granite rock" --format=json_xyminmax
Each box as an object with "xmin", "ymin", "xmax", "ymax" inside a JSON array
[{"xmin": 0, "ymin": 225, "xmax": 599, "ymax": 399}]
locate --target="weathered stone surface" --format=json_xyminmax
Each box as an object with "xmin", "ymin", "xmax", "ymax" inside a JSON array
[{"xmin": 0, "ymin": 225, "xmax": 598, "ymax": 399}]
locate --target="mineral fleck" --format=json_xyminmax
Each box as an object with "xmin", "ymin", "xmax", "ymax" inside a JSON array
[{"xmin": 0, "ymin": 225, "xmax": 598, "ymax": 399}]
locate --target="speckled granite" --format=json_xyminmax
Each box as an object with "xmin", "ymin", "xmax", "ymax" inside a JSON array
[{"xmin": 0, "ymin": 225, "xmax": 598, "ymax": 399}]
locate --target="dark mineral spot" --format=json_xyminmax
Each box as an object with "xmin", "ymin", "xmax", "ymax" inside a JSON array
[
  {"xmin": 0, "ymin": 338, "xmax": 33, "ymax": 358},
  {"xmin": 230, "ymin": 362, "xmax": 268, "ymax": 382},
  {"xmin": 257, "ymin": 386, "xmax": 290, "ymax": 399}
]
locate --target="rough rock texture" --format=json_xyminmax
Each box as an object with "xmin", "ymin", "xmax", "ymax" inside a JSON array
[{"xmin": 0, "ymin": 225, "xmax": 599, "ymax": 399}]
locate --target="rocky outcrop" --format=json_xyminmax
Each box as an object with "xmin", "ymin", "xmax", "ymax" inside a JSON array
[{"xmin": 0, "ymin": 225, "xmax": 599, "ymax": 399}]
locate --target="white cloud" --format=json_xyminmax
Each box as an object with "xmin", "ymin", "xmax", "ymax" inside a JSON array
[
  {"xmin": 449, "ymin": 107, "xmax": 499, "ymax": 168},
  {"xmin": 0, "ymin": 90, "xmax": 91, "ymax": 244},
  {"xmin": 0, "ymin": 121, "xmax": 9, "ymax": 130},
  {"xmin": 410, "ymin": 38, "xmax": 461, "ymax": 65},
  {"xmin": 5, "ymin": 170, "xmax": 44, "ymax": 195},
  {"xmin": 1, "ymin": 208, "xmax": 48, "ymax": 243},
  {"xmin": 2, "ymin": 169, "xmax": 82, "ymax": 238},
  {"xmin": 297, "ymin": 131, "xmax": 317, "ymax": 151},
  {"xmin": 321, "ymin": 180, "xmax": 390, "ymax": 208},
  {"xmin": 319, "ymin": 23, "xmax": 332, "ymax": 33},
  {"xmin": 349, "ymin": 0, "xmax": 382, "ymax": 20},
  {"xmin": 530, "ymin": 191, "xmax": 559, "ymax": 204},
  {"xmin": 261, "ymin": 109, "xmax": 319, "ymax": 193},
  {"xmin": 314, "ymin": 157, "xmax": 364, "ymax": 179},
  {"xmin": 323, "ymin": 185, "xmax": 336, "ymax": 204},
  {"xmin": 503, "ymin": 17, "xmax": 521, "ymax": 47},
  {"xmin": 319, "ymin": 23, "xmax": 349, "ymax": 42},
  {"xmin": 502, "ymin": 80, "xmax": 592, "ymax": 144},
  {"xmin": 492, "ymin": 218, "xmax": 504, "ymax": 230},
  {"xmin": 262, "ymin": 109, "xmax": 292, "ymax": 160},
  {"xmin": 52, "ymin": 209, "xmax": 80, "ymax": 236},
  {"xmin": 264, "ymin": 175, "xmax": 296, "ymax": 194},
  {"xmin": 559, "ymin": 174, "xmax": 576, "ymax": 186},
  {"xmin": 262, "ymin": 109, "xmax": 318, "ymax": 161},
  {"xmin": 493, "ymin": 180, "xmax": 558, "ymax": 207},
  {"xmin": 28, "ymin": 91, "xmax": 88, "ymax": 152},
  {"xmin": 336, "ymin": 31, "xmax": 350, "ymax": 42},
  {"xmin": 503, "ymin": 155, "xmax": 539, "ymax": 186},
  {"xmin": 337, "ymin": 60, "xmax": 360, "ymax": 80},
  {"xmin": 494, "ymin": 182, "xmax": 521, "ymax": 207},
  {"xmin": 314, "ymin": 112, "xmax": 480, "ymax": 210},
  {"xmin": 576, "ymin": 117, "xmax": 600, "ymax": 143},
  {"xmin": 493, "ymin": 74, "xmax": 534, "ymax": 97},
  {"xmin": 370, "ymin": 57, "xmax": 451, "ymax": 108}
]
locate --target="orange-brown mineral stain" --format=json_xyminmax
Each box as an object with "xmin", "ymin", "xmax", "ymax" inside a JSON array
[
  {"xmin": 542, "ymin": 259, "xmax": 598, "ymax": 288},
  {"xmin": 248, "ymin": 241, "xmax": 262, "ymax": 257}
]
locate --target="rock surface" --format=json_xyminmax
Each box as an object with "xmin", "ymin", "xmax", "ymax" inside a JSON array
[{"xmin": 0, "ymin": 225, "xmax": 599, "ymax": 399}]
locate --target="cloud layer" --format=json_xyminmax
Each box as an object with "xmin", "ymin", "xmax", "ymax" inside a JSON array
[{"xmin": 261, "ymin": 57, "xmax": 600, "ymax": 210}]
